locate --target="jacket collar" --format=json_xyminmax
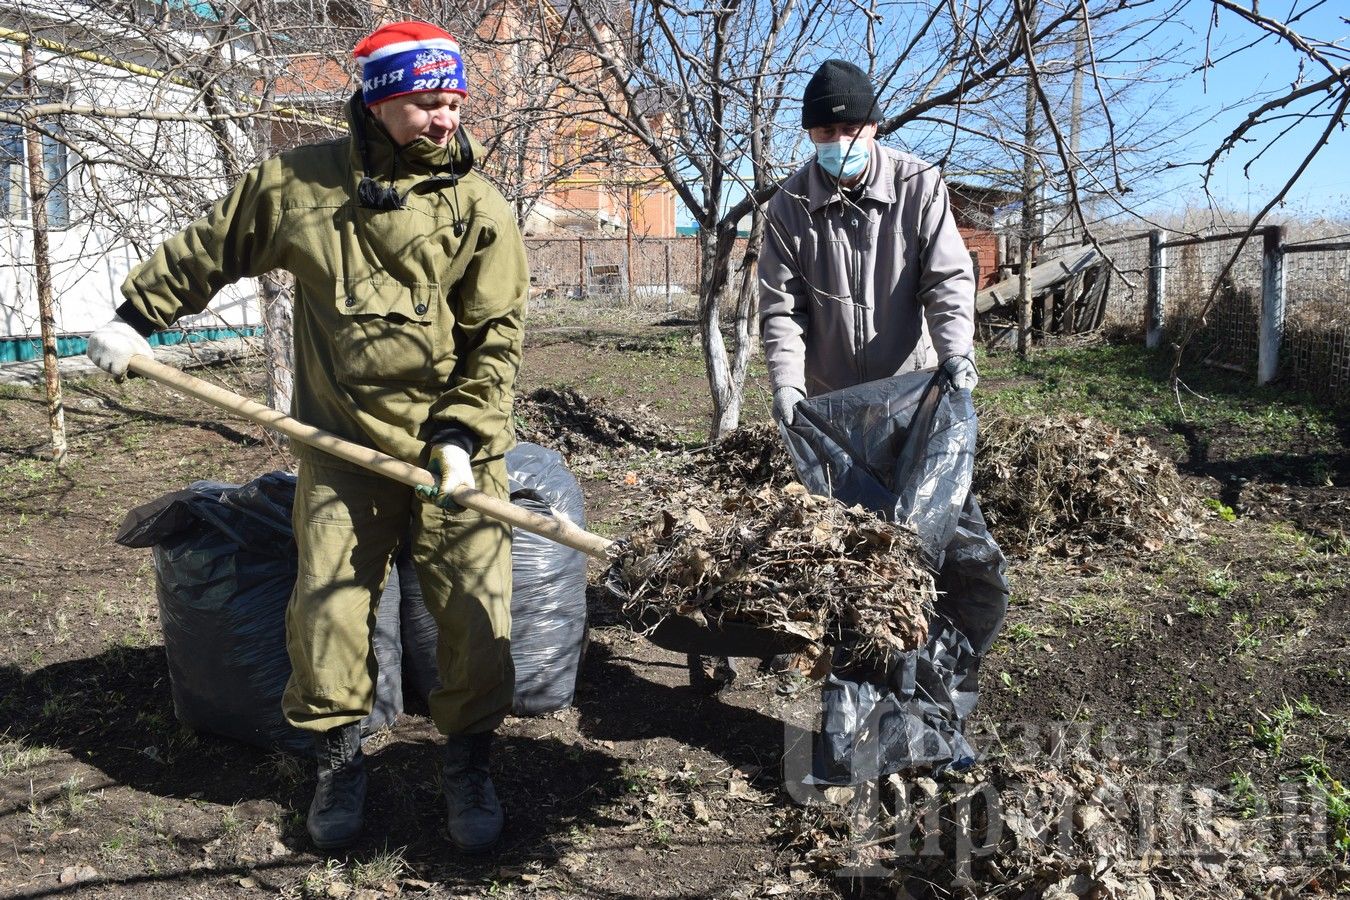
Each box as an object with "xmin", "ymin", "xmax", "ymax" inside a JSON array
[
  {"xmin": 345, "ymin": 92, "xmax": 482, "ymax": 183},
  {"xmin": 803, "ymin": 139, "xmax": 896, "ymax": 213}
]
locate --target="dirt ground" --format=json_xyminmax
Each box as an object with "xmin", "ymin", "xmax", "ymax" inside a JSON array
[{"xmin": 0, "ymin": 322, "xmax": 1346, "ymax": 899}]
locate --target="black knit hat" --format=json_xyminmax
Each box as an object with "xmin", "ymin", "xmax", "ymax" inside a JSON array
[{"xmin": 801, "ymin": 60, "xmax": 881, "ymax": 129}]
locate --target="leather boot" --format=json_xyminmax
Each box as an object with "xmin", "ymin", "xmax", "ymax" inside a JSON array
[
  {"xmin": 307, "ymin": 723, "xmax": 367, "ymax": 850},
  {"xmin": 441, "ymin": 731, "xmax": 503, "ymax": 853}
]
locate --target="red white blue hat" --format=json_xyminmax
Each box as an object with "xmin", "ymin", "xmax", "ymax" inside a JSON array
[{"xmin": 353, "ymin": 21, "xmax": 466, "ymax": 106}]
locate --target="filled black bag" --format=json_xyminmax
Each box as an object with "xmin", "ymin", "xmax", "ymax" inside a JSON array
[
  {"xmin": 115, "ymin": 472, "xmax": 402, "ymax": 756},
  {"xmin": 779, "ymin": 369, "xmax": 1009, "ymax": 784},
  {"xmin": 397, "ymin": 441, "xmax": 590, "ymax": 717}
]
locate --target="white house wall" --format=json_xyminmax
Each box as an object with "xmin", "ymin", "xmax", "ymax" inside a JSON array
[{"xmin": 0, "ymin": 15, "xmax": 260, "ymax": 343}]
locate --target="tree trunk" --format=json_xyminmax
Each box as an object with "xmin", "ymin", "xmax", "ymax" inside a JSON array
[
  {"xmin": 260, "ymin": 271, "xmax": 294, "ymax": 416},
  {"xmin": 731, "ymin": 213, "xmax": 764, "ymax": 413},
  {"xmin": 698, "ymin": 225, "xmax": 746, "ymax": 439},
  {"xmin": 23, "ymin": 44, "xmax": 64, "ymax": 462}
]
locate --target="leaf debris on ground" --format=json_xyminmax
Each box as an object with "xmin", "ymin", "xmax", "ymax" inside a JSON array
[{"xmin": 976, "ymin": 409, "xmax": 1203, "ymax": 557}]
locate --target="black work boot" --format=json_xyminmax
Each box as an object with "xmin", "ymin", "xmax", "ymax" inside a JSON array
[
  {"xmin": 307, "ymin": 723, "xmax": 367, "ymax": 850},
  {"xmin": 441, "ymin": 731, "xmax": 503, "ymax": 853}
]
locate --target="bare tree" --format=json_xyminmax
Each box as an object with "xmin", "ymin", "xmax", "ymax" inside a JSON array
[{"xmin": 548, "ymin": 0, "xmax": 848, "ymax": 437}]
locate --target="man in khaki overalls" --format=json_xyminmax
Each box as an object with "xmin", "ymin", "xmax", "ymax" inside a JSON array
[{"xmin": 88, "ymin": 21, "xmax": 527, "ymax": 854}]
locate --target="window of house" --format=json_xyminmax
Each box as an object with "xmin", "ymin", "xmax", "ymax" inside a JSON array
[{"xmin": 0, "ymin": 100, "xmax": 71, "ymax": 229}]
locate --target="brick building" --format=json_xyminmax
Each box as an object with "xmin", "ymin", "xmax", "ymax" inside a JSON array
[{"xmin": 948, "ymin": 182, "xmax": 1020, "ymax": 289}]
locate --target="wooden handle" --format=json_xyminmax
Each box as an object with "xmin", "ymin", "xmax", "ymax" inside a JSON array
[{"xmin": 126, "ymin": 354, "xmax": 615, "ymax": 560}]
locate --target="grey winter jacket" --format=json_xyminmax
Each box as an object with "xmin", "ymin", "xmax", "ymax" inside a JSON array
[{"xmin": 758, "ymin": 142, "xmax": 976, "ymax": 396}]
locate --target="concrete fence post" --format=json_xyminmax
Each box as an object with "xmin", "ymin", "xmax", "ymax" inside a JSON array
[
  {"xmin": 1146, "ymin": 229, "xmax": 1167, "ymax": 348},
  {"xmin": 1258, "ymin": 225, "xmax": 1286, "ymax": 386}
]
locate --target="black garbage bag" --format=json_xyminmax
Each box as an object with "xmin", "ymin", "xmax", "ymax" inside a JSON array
[
  {"xmin": 779, "ymin": 369, "xmax": 1009, "ymax": 784},
  {"xmin": 115, "ymin": 472, "xmax": 402, "ymax": 756},
  {"xmin": 394, "ymin": 441, "xmax": 590, "ymax": 717}
]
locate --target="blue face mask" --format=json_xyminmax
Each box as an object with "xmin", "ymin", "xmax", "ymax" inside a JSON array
[{"xmin": 816, "ymin": 137, "xmax": 870, "ymax": 180}]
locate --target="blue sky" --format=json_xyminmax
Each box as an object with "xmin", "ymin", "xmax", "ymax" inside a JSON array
[{"xmin": 1147, "ymin": 2, "xmax": 1350, "ymax": 218}]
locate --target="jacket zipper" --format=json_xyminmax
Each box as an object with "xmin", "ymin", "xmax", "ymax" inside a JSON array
[{"xmin": 851, "ymin": 207, "xmax": 866, "ymax": 385}]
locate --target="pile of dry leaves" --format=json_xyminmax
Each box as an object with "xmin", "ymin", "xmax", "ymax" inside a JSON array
[
  {"xmin": 975, "ymin": 410, "xmax": 1201, "ymax": 557},
  {"xmin": 610, "ymin": 483, "xmax": 935, "ymax": 660},
  {"xmin": 685, "ymin": 423, "xmax": 798, "ymax": 490},
  {"xmin": 514, "ymin": 387, "xmax": 682, "ymax": 456}
]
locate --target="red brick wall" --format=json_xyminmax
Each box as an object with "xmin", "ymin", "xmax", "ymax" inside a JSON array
[{"xmin": 960, "ymin": 228, "xmax": 1000, "ymax": 289}]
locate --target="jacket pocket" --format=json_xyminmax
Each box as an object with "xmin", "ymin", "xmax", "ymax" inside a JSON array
[{"xmin": 331, "ymin": 276, "xmax": 443, "ymax": 385}]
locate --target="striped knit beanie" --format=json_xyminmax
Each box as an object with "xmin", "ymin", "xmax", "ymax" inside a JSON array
[{"xmin": 354, "ymin": 21, "xmax": 466, "ymax": 107}]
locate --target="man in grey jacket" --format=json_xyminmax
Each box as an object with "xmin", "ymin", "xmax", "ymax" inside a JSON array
[{"xmin": 759, "ymin": 60, "xmax": 978, "ymax": 423}]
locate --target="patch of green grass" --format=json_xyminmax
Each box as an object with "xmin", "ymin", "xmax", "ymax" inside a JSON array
[
  {"xmin": 1203, "ymin": 498, "xmax": 1237, "ymax": 522},
  {"xmin": 26, "ymin": 796, "xmax": 56, "ymax": 833},
  {"xmin": 219, "ymin": 803, "xmax": 243, "ymax": 836},
  {"xmin": 135, "ymin": 800, "xmax": 170, "ymax": 836},
  {"xmin": 1204, "ymin": 568, "xmax": 1240, "ymax": 598},
  {"xmin": 1186, "ymin": 596, "xmax": 1220, "ymax": 617},
  {"xmin": 60, "ymin": 775, "xmax": 96, "ymax": 821},
  {"xmin": 646, "ymin": 815, "xmax": 675, "ymax": 848},
  {"xmin": 1252, "ymin": 703, "xmax": 1296, "ymax": 755},
  {"xmin": 1251, "ymin": 698, "xmax": 1326, "ymax": 758},
  {"xmin": 99, "ymin": 831, "xmax": 139, "ymax": 861},
  {"xmin": 4, "ymin": 458, "xmax": 50, "ymax": 483},
  {"xmin": 1229, "ymin": 612, "xmax": 1262, "ymax": 653},
  {"xmin": 1051, "ymin": 589, "xmax": 1150, "ymax": 641},
  {"xmin": 1294, "ymin": 696, "xmax": 1324, "ymax": 718},
  {"xmin": 979, "ymin": 344, "xmax": 1342, "ymax": 455},
  {"xmin": 1301, "ymin": 757, "xmax": 1350, "ymax": 854},
  {"xmin": 1228, "ymin": 771, "xmax": 1265, "ymax": 819},
  {"xmin": 620, "ymin": 763, "xmax": 655, "ymax": 795},
  {"xmin": 1002, "ymin": 622, "xmax": 1039, "ymax": 644},
  {"xmin": 300, "ymin": 859, "xmax": 348, "ymax": 899}
]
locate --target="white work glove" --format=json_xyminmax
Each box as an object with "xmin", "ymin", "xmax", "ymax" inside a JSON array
[
  {"xmin": 425, "ymin": 443, "xmax": 475, "ymax": 509},
  {"xmin": 941, "ymin": 355, "xmax": 979, "ymax": 392},
  {"xmin": 87, "ymin": 315, "xmax": 153, "ymax": 378},
  {"xmin": 771, "ymin": 385, "xmax": 806, "ymax": 426}
]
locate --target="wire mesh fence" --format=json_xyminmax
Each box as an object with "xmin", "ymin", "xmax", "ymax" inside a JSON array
[
  {"xmin": 1087, "ymin": 227, "xmax": 1348, "ymax": 399},
  {"xmin": 524, "ymin": 235, "xmax": 758, "ymax": 320},
  {"xmin": 1283, "ymin": 241, "xmax": 1350, "ymax": 397},
  {"xmin": 1165, "ymin": 234, "xmax": 1265, "ymax": 373},
  {"xmin": 1098, "ymin": 233, "xmax": 1151, "ymax": 333}
]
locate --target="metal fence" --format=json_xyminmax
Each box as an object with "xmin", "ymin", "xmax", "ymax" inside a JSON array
[
  {"xmin": 524, "ymin": 235, "xmax": 753, "ymax": 308},
  {"xmin": 1282, "ymin": 239, "xmax": 1350, "ymax": 396},
  {"xmin": 1094, "ymin": 232, "xmax": 1151, "ymax": 331},
  {"xmin": 1095, "ymin": 226, "xmax": 1350, "ymax": 398}
]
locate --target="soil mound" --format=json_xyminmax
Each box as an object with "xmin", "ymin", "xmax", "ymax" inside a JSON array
[
  {"xmin": 610, "ymin": 483, "xmax": 934, "ymax": 660},
  {"xmin": 515, "ymin": 387, "xmax": 682, "ymax": 454},
  {"xmin": 976, "ymin": 410, "xmax": 1201, "ymax": 557}
]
